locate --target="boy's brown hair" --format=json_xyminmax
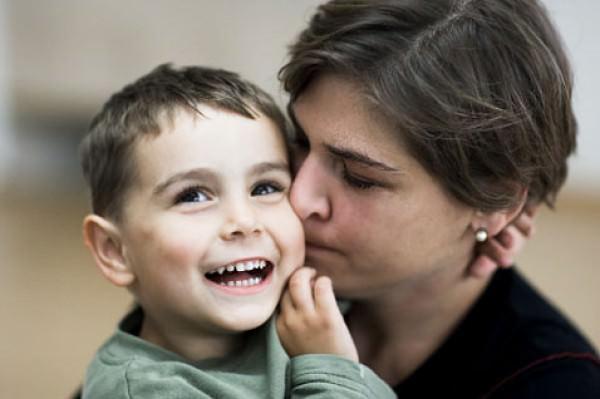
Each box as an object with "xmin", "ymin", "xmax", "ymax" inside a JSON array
[
  {"xmin": 80, "ymin": 64, "xmax": 288, "ymax": 219},
  {"xmin": 280, "ymin": 0, "xmax": 576, "ymax": 211}
]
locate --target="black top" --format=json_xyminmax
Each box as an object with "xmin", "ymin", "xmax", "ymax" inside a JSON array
[{"xmin": 394, "ymin": 268, "xmax": 600, "ymax": 398}]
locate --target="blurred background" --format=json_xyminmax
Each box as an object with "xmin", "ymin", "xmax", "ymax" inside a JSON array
[{"xmin": 0, "ymin": 0, "xmax": 598, "ymax": 397}]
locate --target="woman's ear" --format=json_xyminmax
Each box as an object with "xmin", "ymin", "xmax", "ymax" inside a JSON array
[
  {"xmin": 471, "ymin": 188, "xmax": 528, "ymax": 238},
  {"xmin": 82, "ymin": 214, "xmax": 135, "ymax": 287}
]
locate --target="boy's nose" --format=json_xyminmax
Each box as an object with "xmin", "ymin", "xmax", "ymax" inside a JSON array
[{"xmin": 219, "ymin": 201, "xmax": 263, "ymax": 240}]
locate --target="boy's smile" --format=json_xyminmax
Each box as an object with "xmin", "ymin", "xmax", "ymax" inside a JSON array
[
  {"xmin": 113, "ymin": 106, "xmax": 304, "ymax": 353},
  {"xmin": 204, "ymin": 257, "xmax": 274, "ymax": 291}
]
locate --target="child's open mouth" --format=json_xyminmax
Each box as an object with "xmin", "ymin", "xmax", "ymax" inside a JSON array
[{"xmin": 205, "ymin": 259, "xmax": 274, "ymax": 288}]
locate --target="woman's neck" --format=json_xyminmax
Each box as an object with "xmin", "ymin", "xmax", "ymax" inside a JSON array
[
  {"xmin": 347, "ymin": 267, "xmax": 492, "ymax": 386},
  {"xmin": 139, "ymin": 316, "xmax": 244, "ymax": 362}
]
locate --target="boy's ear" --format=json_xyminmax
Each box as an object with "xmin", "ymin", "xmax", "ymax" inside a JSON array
[
  {"xmin": 82, "ymin": 214, "xmax": 135, "ymax": 287},
  {"xmin": 471, "ymin": 188, "xmax": 528, "ymax": 238}
]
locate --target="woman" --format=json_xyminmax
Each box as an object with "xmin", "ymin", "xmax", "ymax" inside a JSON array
[{"xmin": 278, "ymin": 0, "xmax": 599, "ymax": 397}]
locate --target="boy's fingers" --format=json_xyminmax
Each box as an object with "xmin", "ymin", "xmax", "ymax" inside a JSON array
[
  {"xmin": 470, "ymin": 208, "xmax": 535, "ymax": 278},
  {"xmin": 313, "ymin": 276, "xmax": 339, "ymax": 316},
  {"xmin": 495, "ymin": 228, "xmax": 513, "ymax": 248},
  {"xmin": 513, "ymin": 212, "xmax": 536, "ymax": 238},
  {"xmin": 287, "ymin": 267, "xmax": 317, "ymax": 313},
  {"xmin": 468, "ymin": 255, "xmax": 498, "ymax": 278},
  {"xmin": 498, "ymin": 225, "xmax": 527, "ymax": 254},
  {"xmin": 279, "ymin": 287, "xmax": 294, "ymax": 314},
  {"xmin": 524, "ymin": 203, "xmax": 539, "ymax": 218},
  {"xmin": 479, "ymin": 237, "xmax": 513, "ymax": 268}
]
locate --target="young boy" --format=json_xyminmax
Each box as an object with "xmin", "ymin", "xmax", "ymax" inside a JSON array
[{"xmin": 79, "ymin": 64, "xmax": 395, "ymax": 398}]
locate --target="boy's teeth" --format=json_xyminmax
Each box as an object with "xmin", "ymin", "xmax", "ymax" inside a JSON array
[
  {"xmin": 220, "ymin": 276, "xmax": 263, "ymax": 287},
  {"xmin": 208, "ymin": 259, "xmax": 270, "ymax": 275},
  {"xmin": 232, "ymin": 260, "xmax": 266, "ymax": 272}
]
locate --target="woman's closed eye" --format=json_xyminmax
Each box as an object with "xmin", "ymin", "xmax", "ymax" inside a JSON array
[
  {"xmin": 341, "ymin": 162, "xmax": 381, "ymax": 190},
  {"xmin": 175, "ymin": 186, "xmax": 212, "ymax": 204}
]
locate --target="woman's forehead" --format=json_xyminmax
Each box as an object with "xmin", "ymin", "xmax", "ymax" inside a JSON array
[{"xmin": 293, "ymin": 74, "xmax": 407, "ymax": 157}]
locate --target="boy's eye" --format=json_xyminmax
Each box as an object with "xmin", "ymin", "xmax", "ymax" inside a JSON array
[
  {"xmin": 251, "ymin": 182, "xmax": 283, "ymax": 196},
  {"xmin": 175, "ymin": 187, "xmax": 210, "ymax": 204}
]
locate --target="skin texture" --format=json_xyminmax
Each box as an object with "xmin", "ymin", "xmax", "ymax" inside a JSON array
[
  {"xmin": 290, "ymin": 74, "xmax": 517, "ymax": 299},
  {"xmin": 280, "ymin": 74, "xmax": 527, "ymax": 383},
  {"xmin": 83, "ymin": 107, "xmax": 306, "ymax": 361}
]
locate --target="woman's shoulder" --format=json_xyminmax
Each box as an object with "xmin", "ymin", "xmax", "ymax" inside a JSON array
[
  {"xmin": 393, "ymin": 267, "xmax": 599, "ymax": 397},
  {"xmin": 491, "ymin": 267, "xmax": 596, "ymax": 356},
  {"xmin": 483, "ymin": 349, "xmax": 600, "ymax": 398},
  {"xmin": 478, "ymin": 267, "xmax": 600, "ymax": 397}
]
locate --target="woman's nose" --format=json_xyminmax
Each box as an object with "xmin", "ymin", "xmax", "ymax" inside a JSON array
[
  {"xmin": 290, "ymin": 154, "xmax": 332, "ymax": 221},
  {"xmin": 219, "ymin": 200, "xmax": 263, "ymax": 241}
]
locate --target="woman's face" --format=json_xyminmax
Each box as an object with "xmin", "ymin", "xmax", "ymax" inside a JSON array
[{"xmin": 290, "ymin": 74, "xmax": 477, "ymax": 299}]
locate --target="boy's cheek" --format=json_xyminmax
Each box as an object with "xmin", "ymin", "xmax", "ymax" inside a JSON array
[
  {"xmin": 131, "ymin": 225, "xmax": 200, "ymax": 265},
  {"xmin": 261, "ymin": 206, "xmax": 305, "ymax": 265},
  {"xmin": 282, "ymin": 214, "xmax": 306, "ymax": 268}
]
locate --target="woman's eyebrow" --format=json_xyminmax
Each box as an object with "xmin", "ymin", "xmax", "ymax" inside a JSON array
[{"xmin": 324, "ymin": 143, "xmax": 399, "ymax": 172}]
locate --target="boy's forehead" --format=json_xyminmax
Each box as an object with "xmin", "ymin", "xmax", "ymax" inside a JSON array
[
  {"xmin": 153, "ymin": 106, "xmax": 199, "ymax": 133},
  {"xmin": 131, "ymin": 104, "xmax": 288, "ymax": 174},
  {"xmin": 158, "ymin": 104, "xmax": 244, "ymax": 130}
]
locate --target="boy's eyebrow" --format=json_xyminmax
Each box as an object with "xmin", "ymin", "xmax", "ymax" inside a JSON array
[
  {"xmin": 153, "ymin": 168, "xmax": 216, "ymax": 195},
  {"xmin": 324, "ymin": 144, "xmax": 400, "ymax": 172},
  {"xmin": 249, "ymin": 161, "xmax": 290, "ymax": 176}
]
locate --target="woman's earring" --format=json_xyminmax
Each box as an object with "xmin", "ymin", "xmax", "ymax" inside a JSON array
[{"xmin": 475, "ymin": 228, "xmax": 488, "ymax": 243}]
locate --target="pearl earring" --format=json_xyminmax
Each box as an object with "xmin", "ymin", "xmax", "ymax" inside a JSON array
[{"xmin": 475, "ymin": 228, "xmax": 488, "ymax": 243}]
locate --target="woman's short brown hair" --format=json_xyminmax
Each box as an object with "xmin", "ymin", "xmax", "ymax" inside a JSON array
[
  {"xmin": 280, "ymin": 0, "xmax": 576, "ymax": 211},
  {"xmin": 80, "ymin": 64, "xmax": 289, "ymax": 219}
]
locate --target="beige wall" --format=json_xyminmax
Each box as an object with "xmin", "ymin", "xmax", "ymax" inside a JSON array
[
  {"xmin": 1, "ymin": 1, "xmax": 598, "ymax": 398},
  {"xmin": 3, "ymin": 0, "xmax": 600, "ymax": 195},
  {"xmin": 8, "ymin": 0, "xmax": 321, "ymax": 114}
]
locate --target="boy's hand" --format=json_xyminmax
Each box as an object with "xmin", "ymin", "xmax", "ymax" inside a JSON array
[
  {"xmin": 469, "ymin": 204, "xmax": 538, "ymax": 278},
  {"xmin": 277, "ymin": 267, "xmax": 359, "ymax": 362}
]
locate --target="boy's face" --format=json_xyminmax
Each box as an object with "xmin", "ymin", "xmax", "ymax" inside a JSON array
[{"xmin": 118, "ymin": 107, "xmax": 304, "ymax": 337}]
